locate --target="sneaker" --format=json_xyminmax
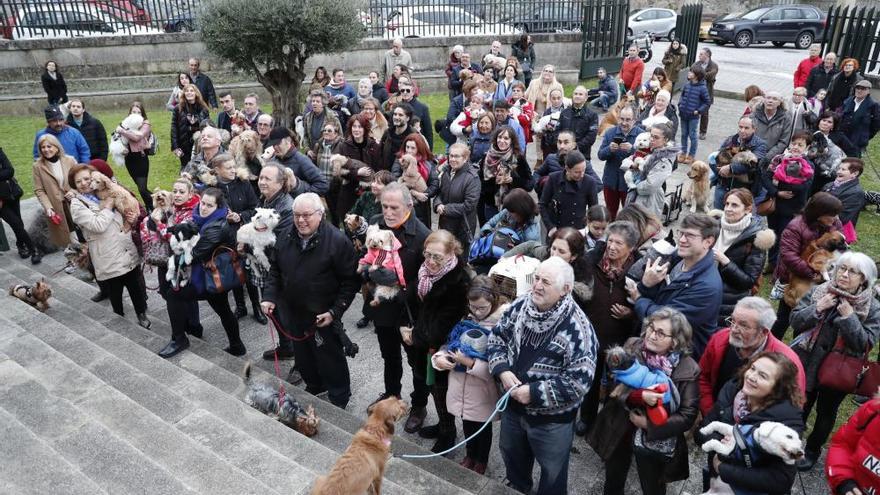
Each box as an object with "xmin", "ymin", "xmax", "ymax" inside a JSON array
[
  {"xmin": 63, "ymin": 264, "xmax": 77, "ymax": 274},
  {"xmin": 769, "ymin": 281, "xmax": 787, "ymax": 301}
]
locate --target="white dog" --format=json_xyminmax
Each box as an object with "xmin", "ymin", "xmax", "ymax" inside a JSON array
[
  {"xmin": 166, "ymin": 231, "xmax": 200, "ymax": 290},
  {"xmin": 621, "ymin": 131, "xmax": 652, "ymax": 190},
  {"xmin": 236, "ymin": 208, "xmax": 280, "ymax": 271},
  {"xmin": 700, "ymin": 421, "xmax": 804, "ymax": 495},
  {"xmin": 109, "ymin": 113, "xmax": 145, "ymax": 167}
]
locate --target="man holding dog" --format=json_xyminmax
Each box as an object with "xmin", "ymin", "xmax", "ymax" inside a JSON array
[
  {"xmin": 261, "ymin": 192, "xmax": 359, "ymax": 408},
  {"xmin": 711, "ymin": 116, "xmax": 768, "ymax": 208},
  {"xmin": 597, "ymin": 106, "xmax": 643, "ymax": 219}
]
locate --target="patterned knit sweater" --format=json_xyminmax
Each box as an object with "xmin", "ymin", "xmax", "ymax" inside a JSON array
[{"xmin": 488, "ymin": 294, "xmax": 598, "ymax": 422}]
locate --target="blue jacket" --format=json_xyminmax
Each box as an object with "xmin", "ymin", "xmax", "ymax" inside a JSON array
[
  {"xmin": 712, "ymin": 133, "xmax": 769, "ymax": 196},
  {"xmin": 840, "ymin": 95, "xmax": 880, "ymax": 151},
  {"xmin": 678, "ymin": 80, "xmax": 711, "ymax": 120},
  {"xmin": 325, "ymin": 83, "xmax": 357, "ymax": 101},
  {"xmin": 597, "ymin": 76, "xmax": 619, "ymax": 103},
  {"xmin": 481, "ymin": 209, "xmax": 541, "ymax": 243},
  {"xmin": 597, "ymin": 124, "xmax": 644, "ymax": 192},
  {"xmin": 613, "ymin": 361, "xmax": 674, "ymax": 404},
  {"xmin": 634, "ymin": 251, "xmax": 723, "ymax": 359},
  {"xmin": 33, "ymin": 126, "xmax": 91, "ymax": 163}
]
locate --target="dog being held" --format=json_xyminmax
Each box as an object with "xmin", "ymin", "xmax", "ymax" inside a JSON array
[
  {"xmin": 236, "ymin": 207, "xmax": 280, "ymax": 270},
  {"xmin": 166, "ymin": 229, "xmax": 200, "ymax": 290},
  {"xmin": 311, "ymin": 396, "xmax": 409, "ymax": 495},
  {"xmin": 397, "ymin": 154, "xmax": 427, "ymax": 193},
  {"xmin": 243, "ymin": 363, "xmax": 319, "ymax": 437},
  {"xmin": 343, "ymin": 213, "xmax": 367, "ymax": 252},
  {"xmin": 783, "ymin": 230, "xmax": 848, "ymax": 307},
  {"xmin": 109, "ymin": 112, "xmax": 145, "ymax": 167},
  {"xmin": 683, "ymin": 160, "xmax": 712, "ymax": 213},
  {"xmin": 700, "ymin": 421, "xmax": 804, "ymax": 495},
  {"xmin": 598, "ymin": 94, "xmax": 635, "ymax": 136},
  {"xmin": 90, "ymin": 171, "xmax": 141, "ymax": 232},
  {"xmin": 9, "ymin": 278, "xmax": 52, "ymax": 312},
  {"xmin": 228, "ymin": 129, "xmax": 262, "ymax": 181}
]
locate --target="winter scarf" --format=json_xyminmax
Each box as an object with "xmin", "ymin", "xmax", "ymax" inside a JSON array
[
  {"xmin": 600, "ymin": 251, "xmax": 632, "ymax": 281},
  {"xmin": 512, "ymin": 292, "xmax": 576, "ymax": 349},
  {"xmin": 813, "ymin": 281, "xmax": 874, "ymax": 322},
  {"xmin": 641, "ymin": 348, "xmax": 681, "ymax": 377},
  {"xmin": 733, "ymin": 388, "xmax": 751, "ymax": 424},
  {"xmin": 192, "ymin": 205, "xmax": 228, "ymax": 230},
  {"xmin": 417, "ymin": 255, "xmax": 458, "ymax": 300},
  {"xmin": 483, "ymin": 144, "xmax": 514, "ymax": 180},
  {"xmin": 717, "ymin": 214, "xmax": 753, "ymax": 253}
]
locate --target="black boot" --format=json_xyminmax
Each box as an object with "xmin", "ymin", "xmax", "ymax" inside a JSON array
[
  {"xmin": 158, "ymin": 338, "xmax": 189, "ymax": 358},
  {"xmin": 797, "ymin": 449, "xmax": 819, "ymax": 471},
  {"xmin": 17, "ymin": 243, "xmax": 32, "ymax": 259},
  {"xmin": 431, "ymin": 428, "xmax": 457, "ymax": 455},
  {"xmin": 30, "ymin": 250, "xmax": 42, "ymax": 265}
]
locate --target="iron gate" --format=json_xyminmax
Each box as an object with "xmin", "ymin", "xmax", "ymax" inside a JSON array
[
  {"xmin": 821, "ymin": 5, "xmax": 880, "ymax": 76},
  {"xmin": 579, "ymin": 0, "xmax": 629, "ymax": 79}
]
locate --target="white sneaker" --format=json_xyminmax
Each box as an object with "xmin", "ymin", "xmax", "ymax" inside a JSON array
[{"xmin": 770, "ymin": 281, "xmax": 787, "ymax": 301}]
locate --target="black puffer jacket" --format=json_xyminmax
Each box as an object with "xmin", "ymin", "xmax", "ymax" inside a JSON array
[
  {"xmin": 216, "ymin": 178, "xmax": 258, "ymax": 220},
  {"xmin": 717, "ymin": 215, "xmax": 775, "ymax": 324},
  {"xmin": 66, "ymin": 112, "xmax": 108, "ymax": 160},
  {"xmin": 406, "ymin": 261, "xmax": 470, "ymax": 350},
  {"xmin": 171, "ymin": 106, "xmax": 210, "ymax": 153},
  {"xmin": 698, "ymin": 379, "xmax": 805, "ymax": 495}
]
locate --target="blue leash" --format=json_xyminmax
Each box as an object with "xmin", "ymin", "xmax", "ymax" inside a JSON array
[{"xmin": 400, "ymin": 385, "xmax": 520, "ymax": 459}]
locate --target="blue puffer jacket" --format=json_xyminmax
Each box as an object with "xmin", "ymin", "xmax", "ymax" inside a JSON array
[
  {"xmin": 678, "ymin": 80, "xmax": 711, "ymax": 121},
  {"xmin": 597, "ymin": 124, "xmax": 644, "ymax": 192}
]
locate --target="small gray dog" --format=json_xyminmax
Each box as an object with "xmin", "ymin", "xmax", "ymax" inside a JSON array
[{"xmin": 243, "ymin": 363, "xmax": 319, "ymax": 437}]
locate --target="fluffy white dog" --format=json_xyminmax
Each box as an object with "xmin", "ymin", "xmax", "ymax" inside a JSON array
[
  {"xmin": 236, "ymin": 208, "xmax": 280, "ymax": 270},
  {"xmin": 621, "ymin": 131, "xmax": 652, "ymax": 190},
  {"xmin": 109, "ymin": 113, "xmax": 145, "ymax": 167}
]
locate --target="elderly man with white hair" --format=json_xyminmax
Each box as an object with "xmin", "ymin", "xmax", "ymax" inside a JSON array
[
  {"xmin": 261, "ymin": 192, "xmax": 360, "ymax": 408},
  {"xmin": 384, "ymin": 37, "xmax": 413, "ymax": 81},
  {"xmin": 488, "ymin": 256, "xmax": 598, "ymax": 495},
  {"xmin": 698, "ymin": 296, "xmax": 806, "ymax": 416}
]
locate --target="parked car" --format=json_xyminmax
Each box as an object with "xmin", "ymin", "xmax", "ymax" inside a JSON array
[
  {"xmin": 504, "ymin": 4, "xmax": 581, "ymax": 33},
  {"xmin": 385, "ymin": 6, "xmax": 516, "ymax": 38},
  {"xmin": 163, "ymin": 10, "xmax": 197, "ymax": 32},
  {"xmin": 628, "ymin": 8, "xmax": 677, "ymax": 40},
  {"xmin": 3, "ymin": 4, "xmax": 163, "ymax": 40},
  {"xmin": 700, "ymin": 12, "xmax": 739, "ymax": 41},
  {"xmin": 708, "ymin": 4, "xmax": 826, "ymax": 49}
]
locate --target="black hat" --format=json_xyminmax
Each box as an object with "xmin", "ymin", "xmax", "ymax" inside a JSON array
[
  {"xmin": 266, "ymin": 126, "xmax": 291, "ymax": 147},
  {"xmin": 493, "ymin": 99, "xmax": 511, "ymax": 110},
  {"xmin": 44, "ymin": 106, "xmax": 64, "ymax": 121}
]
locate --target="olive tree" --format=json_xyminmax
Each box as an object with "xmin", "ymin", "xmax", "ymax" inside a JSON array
[{"xmin": 200, "ymin": 0, "xmax": 366, "ymax": 128}]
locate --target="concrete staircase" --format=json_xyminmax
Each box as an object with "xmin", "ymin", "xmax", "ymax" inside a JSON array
[{"xmin": 0, "ymin": 251, "xmax": 514, "ymax": 494}]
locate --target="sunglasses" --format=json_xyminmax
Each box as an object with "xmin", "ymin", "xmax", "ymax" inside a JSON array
[{"xmin": 400, "ymin": 88, "xmax": 413, "ymax": 94}]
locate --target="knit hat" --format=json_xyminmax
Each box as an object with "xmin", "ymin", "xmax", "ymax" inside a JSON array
[
  {"xmin": 44, "ymin": 106, "xmax": 64, "ymax": 121},
  {"xmin": 459, "ymin": 328, "xmax": 488, "ymax": 357},
  {"xmin": 89, "ymin": 159, "xmax": 114, "ymax": 178}
]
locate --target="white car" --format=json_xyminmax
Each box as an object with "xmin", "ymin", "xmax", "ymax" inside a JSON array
[
  {"xmin": 628, "ymin": 8, "xmax": 678, "ymax": 40},
  {"xmin": 7, "ymin": 4, "xmax": 163, "ymax": 40},
  {"xmin": 384, "ymin": 6, "xmax": 516, "ymax": 39}
]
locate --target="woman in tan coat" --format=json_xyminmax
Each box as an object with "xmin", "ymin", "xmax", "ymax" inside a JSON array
[
  {"xmin": 524, "ymin": 65, "xmax": 564, "ymax": 162},
  {"xmin": 32, "ymin": 134, "xmax": 76, "ymax": 256}
]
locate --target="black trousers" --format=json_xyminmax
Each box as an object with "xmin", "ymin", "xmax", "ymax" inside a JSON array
[
  {"xmin": 771, "ymin": 299, "xmax": 793, "ymax": 340},
  {"xmin": 462, "ymin": 419, "xmax": 493, "ymax": 464},
  {"xmin": 232, "ymin": 280, "xmax": 261, "ymax": 311},
  {"xmin": 410, "ymin": 347, "xmax": 454, "ymax": 433},
  {"xmin": 0, "ymin": 198, "xmax": 33, "ymax": 250},
  {"xmin": 156, "ymin": 265, "xmax": 202, "ymax": 334},
  {"xmin": 579, "ymin": 356, "xmax": 606, "ymax": 428},
  {"xmin": 102, "ymin": 266, "xmax": 147, "ymax": 316},
  {"xmin": 167, "ymin": 286, "xmax": 241, "ymax": 348},
  {"xmin": 125, "ymin": 152, "xmax": 152, "ymax": 210},
  {"xmin": 374, "ymin": 324, "xmax": 431, "ymax": 407},
  {"xmin": 803, "ymin": 386, "xmax": 848, "ymax": 454},
  {"xmin": 603, "ymin": 428, "xmax": 634, "ymax": 495},
  {"xmin": 634, "ymin": 449, "xmax": 670, "ymax": 495},
  {"xmin": 291, "ymin": 321, "xmax": 351, "ymax": 408}
]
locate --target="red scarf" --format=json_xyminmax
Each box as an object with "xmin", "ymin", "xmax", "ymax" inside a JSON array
[{"xmin": 417, "ymin": 256, "xmax": 458, "ymax": 300}]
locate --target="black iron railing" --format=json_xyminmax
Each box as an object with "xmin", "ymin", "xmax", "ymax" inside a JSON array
[{"xmin": 822, "ymin": 5, "xmax": 880, "ymax": 76}]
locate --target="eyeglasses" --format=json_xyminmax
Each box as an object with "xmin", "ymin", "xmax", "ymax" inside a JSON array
[
  {"xmin": 399, "ymin": 88, "xmax": 413, "ymax": 94},
  {"xmin": 725, "ymin": 316, "xmax": 759, "ymax": 333},
  {"xmin": 423, "ymin": 251, "xmax": 446, "ymax": 262},
  {"xmin": 678, "ymin": 230, "xmax": 702, "ymax": 242},
  {"xmin": 646, "ymin": 323, "xmax": 673, "ymax": 340},
  {"xmin": 836, "ymin": 265, "xmax": 863, "ymax": 276},
  {"xmin": 293, "ymin": 210, "xmax": 320, "ymax": 220}
]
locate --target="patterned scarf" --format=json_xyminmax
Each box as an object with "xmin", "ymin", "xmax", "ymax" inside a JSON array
[
  {"xmin": 733, "ymin": 389, "xmax": 752, "ymax": 424},
  {"xmin": 641, "ymin": 348, "xmax": 681, "ymax": 376},
  {"xmin": 599, "ymin": 251, "xmax": 632, "ymax": 281},
  {"xmin": 483, "ymin": 143, "xmax": 514, "ymax": 180},
  {"xmin": 512, "ymin": 293, "xmax": 575, "ymax": 349},
  {"xmin": 417, "ymin": 255, "xmax": 458, "ymax": 300},
  {"xmin": 812, "ymin": 281, "xmax": 874, "ymax": 321}
]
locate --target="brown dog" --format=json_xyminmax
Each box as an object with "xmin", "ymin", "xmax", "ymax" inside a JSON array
[
  {"xmin": 9, "ymin": 279, "xmax": 52, "ymax": 312},
  {"xmin": 90, "ymin": 171, "xmax": 141, "ymax": 232},
  {"xmin": 311, "ymin": 396, "xmax": 409, "ymax": 495},
  {"xmin": 784, "ymin": 231, "xmax": 848, "ymax": 306},
  {"xmin": 598, "ymin": 94, "xmax": 635, "ymax": 137}
]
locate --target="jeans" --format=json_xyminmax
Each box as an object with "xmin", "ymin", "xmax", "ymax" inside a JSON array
[
  {"xmin": 590, "ymin": 92, "xmax": 615, "ymax": 111},
  {"xmin": 500, "ymin": 412, "xmax": 574, "ymax": 495},
  {"xmin": 680, "ymin": 118, "xmax": 699, "ymax": 156}
]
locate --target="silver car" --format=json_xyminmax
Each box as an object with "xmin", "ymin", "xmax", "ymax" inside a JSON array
[{"xmin": 628, "ymin": 8, "xmax": 678, "ymax": 40}]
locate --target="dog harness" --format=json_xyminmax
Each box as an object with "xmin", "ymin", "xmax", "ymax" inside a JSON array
[{"xmin": 732, "ymin": 423, "xmax": 762, "ymax": 468}]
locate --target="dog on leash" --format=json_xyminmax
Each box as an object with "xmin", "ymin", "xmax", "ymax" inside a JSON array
[
  {"xmin": 9, "ymin": 279, "xmax": 52, "ymax": 312},
  {"xmin": 90, "ymin": 171, "xmax": 141, "ymax": 232},
  {"xmin": 236, "ymin": 208, "xmax": 280, "ymax": 271},
  {"xmin": 683, "ymin": 160, "xmax": 712, "ymax": 213},
  {"xmin": 700, "ymin": 421, "xmax": 804, "ymax": 495},
  {"xmin": 311, "ymin": 396, "xmax": 409, "ymax": 495},
  {"xmin": 242, "ymin": 363, "xmax": 319, "ymax": 437},
  {"xmin": 783, "ymin": 230, "xmax": 848, "ymax": 307}
]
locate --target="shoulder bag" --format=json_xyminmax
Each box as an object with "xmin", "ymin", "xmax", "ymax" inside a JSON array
[
  {"xmin": 203, "ymin": 246, "xmax": 246, "ymax": 294},
  {"xmin": 818, "ymin": 336, "xmax": 880, "ymax": 396}
]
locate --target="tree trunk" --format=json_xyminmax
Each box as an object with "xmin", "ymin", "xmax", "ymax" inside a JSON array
[{"xmin": 257, "ymin": 68, "xmax": 304, "ymax": 130}]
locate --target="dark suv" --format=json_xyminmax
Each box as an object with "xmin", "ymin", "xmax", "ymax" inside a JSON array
[
  {"xmin": 708, "ymin": 4, "xmax": 825, "ymax": 49},
  {"xmin": 504, "ymin": 5, "xmax": 581, "ymax": 33}
]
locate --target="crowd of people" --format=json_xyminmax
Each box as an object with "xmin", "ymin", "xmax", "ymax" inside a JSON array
[{"xmin": 1, "ymin": 37, "xmax": 879, "ymax": 495}]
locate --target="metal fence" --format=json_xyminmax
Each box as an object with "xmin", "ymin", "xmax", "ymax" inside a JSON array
[
  {"xmin": 821, "ymin": 5, "xmax": 880, "ymax": 76},
  {"xmin": 578, "ymin": 0, "xmax": 628, "ymax": 79},
  {"xmin": 0, "ymin": 0, "xmax": 200, "ymax": 40}
]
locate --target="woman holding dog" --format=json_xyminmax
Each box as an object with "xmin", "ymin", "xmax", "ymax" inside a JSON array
[
  {"xmin": 67, "ymin": 164, "xmax": 150, "ymax": 329},
  {"xmin": 789, "ymin": 251, "xmax": 880, "ymax": 471},
  {"xmin": 478, "ymin": 126, "xmax": 532, "ymax": 223},
  {"xmin": 626, "ymin": 123, "xmax": 677, "ymax": 217},
  {"xmin": 596, "ymin": 307, "xmax": 700, "ymax": 495},
  {"xmin": 662, "ymin": 40, "xmax": 688, "ymax": 91},
  {"xmin": 714, "ymin": 188, "xmax": 776, "ymax": 325},
  {"xmin": 116, "ymin": 101, "xmax": 153, "ymax": 210},
  {"xmin": 697, "ymin": 351, "xmax": 805, "ymax": 494},
  {"xmin": 770, "ymin": 192, "xmax": 843, "ymax": 340}
]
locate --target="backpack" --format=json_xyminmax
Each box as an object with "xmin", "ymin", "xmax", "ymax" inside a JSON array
[
  {"xmin": 145, "ymin": 132, "xmax": 159, "ymax": 156},
  {"xmin": 468, "ymin": 227, "xmax": 522, "ymax": 265}
]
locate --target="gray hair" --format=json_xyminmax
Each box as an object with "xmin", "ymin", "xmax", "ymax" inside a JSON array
[
  {"xmin": 257, "ymin": 113, "xmax": 273, "ymax": 125},
  {"xmin": 380, "ymin": 182, "xmax": 413, "ymax": 208},
  {"xmin": 655, "ymin": 89, "xmax": 671, "ymax": 103},
  {"xmin": 641, "ymin": 307, "xmax": 693, "ymax": 355},
  {"xmin": 606, "ymin": 221, "xmax": 640, "ymax": 248},
  {"xmin": 292, "ymin": 192, "xmax": 325, "ymax": 215},
  {"xmin": 540, "ymin": 257, "xmax": 574, "ymax": 292},
  {"xmin": 833, "ymin": 251, "xmax": 878, "ymax": 289},
  {"xmin": 735, "ymin": 297, "xmax": 777, "ymax": 330}
]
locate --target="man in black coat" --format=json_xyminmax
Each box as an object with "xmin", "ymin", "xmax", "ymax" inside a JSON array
[
  {"xmin": 65, "ymin": 99, "xmax": 108, "ymax": 160},
  {"xmin": 805, "ymin": 52, "xmax": 838, "ymax": 98},
  {"xmin": 558, "ymin": 86, "xmax": 599, "ymax": 158},
  {"xmin": 539, "ymin": 151, "xmax": 599, "ymax": 236},
  {"xmin": 368, "ymin": 182, "xmax": 432, "ymax": 432},
  {"xmin": 381, "ymin": 103, "xmax": 416, "ymax": 170},
  {"xmin": 397, "ymin": 80, "xmax": 433, "ymax": 149},
  {"xmin": 261, "ymin": 193, "xmax": 360, "ymax": 408},
  {"xmin": 189, "ymin": 57, "xmax": 217, "ymax": 108},
  {"xmin": 838, "ymin": 80, "xmax": 880, "ymax": 158}
]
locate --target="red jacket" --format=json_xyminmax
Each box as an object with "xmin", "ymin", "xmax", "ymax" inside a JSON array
[
  {"xmin": 827, "ymin": 398, "xmax": 880, "ymax": 494},
  {"xmin": 698, "ymin": 328, "xmax": 807, "ymax": 415},
  {"xmin": 620, "ymin": 57, "xmax": 645, "ymax": 93},
  {"xmin": 794, "ymin": 55, "xmax": 822, "ymax": 89}
]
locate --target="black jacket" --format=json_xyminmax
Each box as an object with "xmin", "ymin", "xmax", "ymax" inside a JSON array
[
  {"xmin": 539, "ymin": 170, "xmax": 599, "ymax": 231},
  {"xmin": 216, "ymin": 178, "xmax": 258, "ymax": 220},
  {"xmin": 274, "ymin": 149, "xmax": 329, "ymax": 195},
  {"xmin": 251, "ymin": 189, "xmax": 294, "ymax": 233},
  {"xmin": 805, "ymin": 65, "xmax": 838, "ymax": 98},
  {"xmin": 0, "ymin": 147, "xmax": 21, "ymax": 201},
  {"xmin": 381, "ymin": 126, "xmax": 416, "ymax": 171},
  {"xmin": 478, "ymin": 154, "xmax": 533, "ymax": 207},
  {"xmin": 41, "ymin": 71, "xmax": 67, "ymax": 104},
  {"xmin": 822, "ymin": 178, "xmax": 865, "ymax": 227},
  {"xmin": 66, "ymin": 112, "xmax": 108, "ymax": 160},
  {"xmin": 404, "ymin": 97, "xmax": 433, "ymax": 149},
  {"xmin": 262, "ymin": 221, "xmax": 359, "ymax": 333},
  {"xmin": 372, "ymin": 83, "xmax": 389, "ymax": 104},
  {"xmin": 171, "ymin": 106, "xmax": 210, "ymax": 152},
  {"xmin": 190, "ymin": 216, "xmax": 236, "ymax": 264},
  {"xmin": 434, "ymin": 162, "xmax": 481, "ymax": 247},
  {"xmin": 407, "ymin": 262, "xmax": 470, "ymax": 350},
  {"xmin": 698, "ymin": 380, "xmax": 804, "ymax": 495},
  {"xmin": 192, "ymin": 72, "xmax": 217, "ymax": 108},
  {"xmin": 717, "ymin": 216, "xmax": 773, "ymax": 323},
  {"xmin": 558, "ymin": 105, "xmax": 599, "ymax": 157},
  {"xmin": 366, "ymin": 212, "xmax": 431, "ymax": 327}
]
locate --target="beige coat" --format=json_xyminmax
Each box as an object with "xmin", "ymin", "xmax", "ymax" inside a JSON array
[
  {"xmin": 32, "ymin": 156, "xmax": 76, "ymax": 248},
  {"xmin": 70, "ymin": 196, "xmax": 140, "ymax": 281}
]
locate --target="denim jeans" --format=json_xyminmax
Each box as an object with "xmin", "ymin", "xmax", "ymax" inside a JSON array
[
  {"xmin": 680, "ymin": 117, "xmax": 699, "ymax": 156},
  {"xmin": 500, "ymin": 411, "xmax": 574, "ymax": 495},
  {"xmin": 590, "ymin": 92, "xmax": 615, "ymax": 111}
]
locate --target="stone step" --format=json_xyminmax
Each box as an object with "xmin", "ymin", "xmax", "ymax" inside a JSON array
[
  {"xmin": 0, "ymin": 70, "xmax": 253, "ymax": 97},
  {"xmin": 0, "ymin": 357, "xmax": 199, "ymax": 494},
  {"xmin": 0, "ymin": 263, "xmax": 428, "ymax": 495},
  {"xmin": 0, "ymin": 315, "xmax": 300, "ymax": 495},
  {"xmin": 4, "ymin": 253, "xmax": 512, "ymax": 494}
]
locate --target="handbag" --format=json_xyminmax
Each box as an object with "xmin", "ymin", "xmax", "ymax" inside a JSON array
[
  {"xmin": 140, "ymin": 218, "xmax": 171, "ymax": 266},
  {"xmin": 0, "ymin": 177, "xmax": 23, "ymax": 200},
  {"xmin": 817, "ymin": 337, "xmax": 880, "ymax": 396},
  {"xmin": 756, "ymin": 196, "xmax": 775, "ymax": 216},
  {"xmin": 202, "ymin": 246, "xmax": 246, "ymax": 294},
  {"xmin": 842, "ymin": 221, "xmax": 858, "ymax": 244}
]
